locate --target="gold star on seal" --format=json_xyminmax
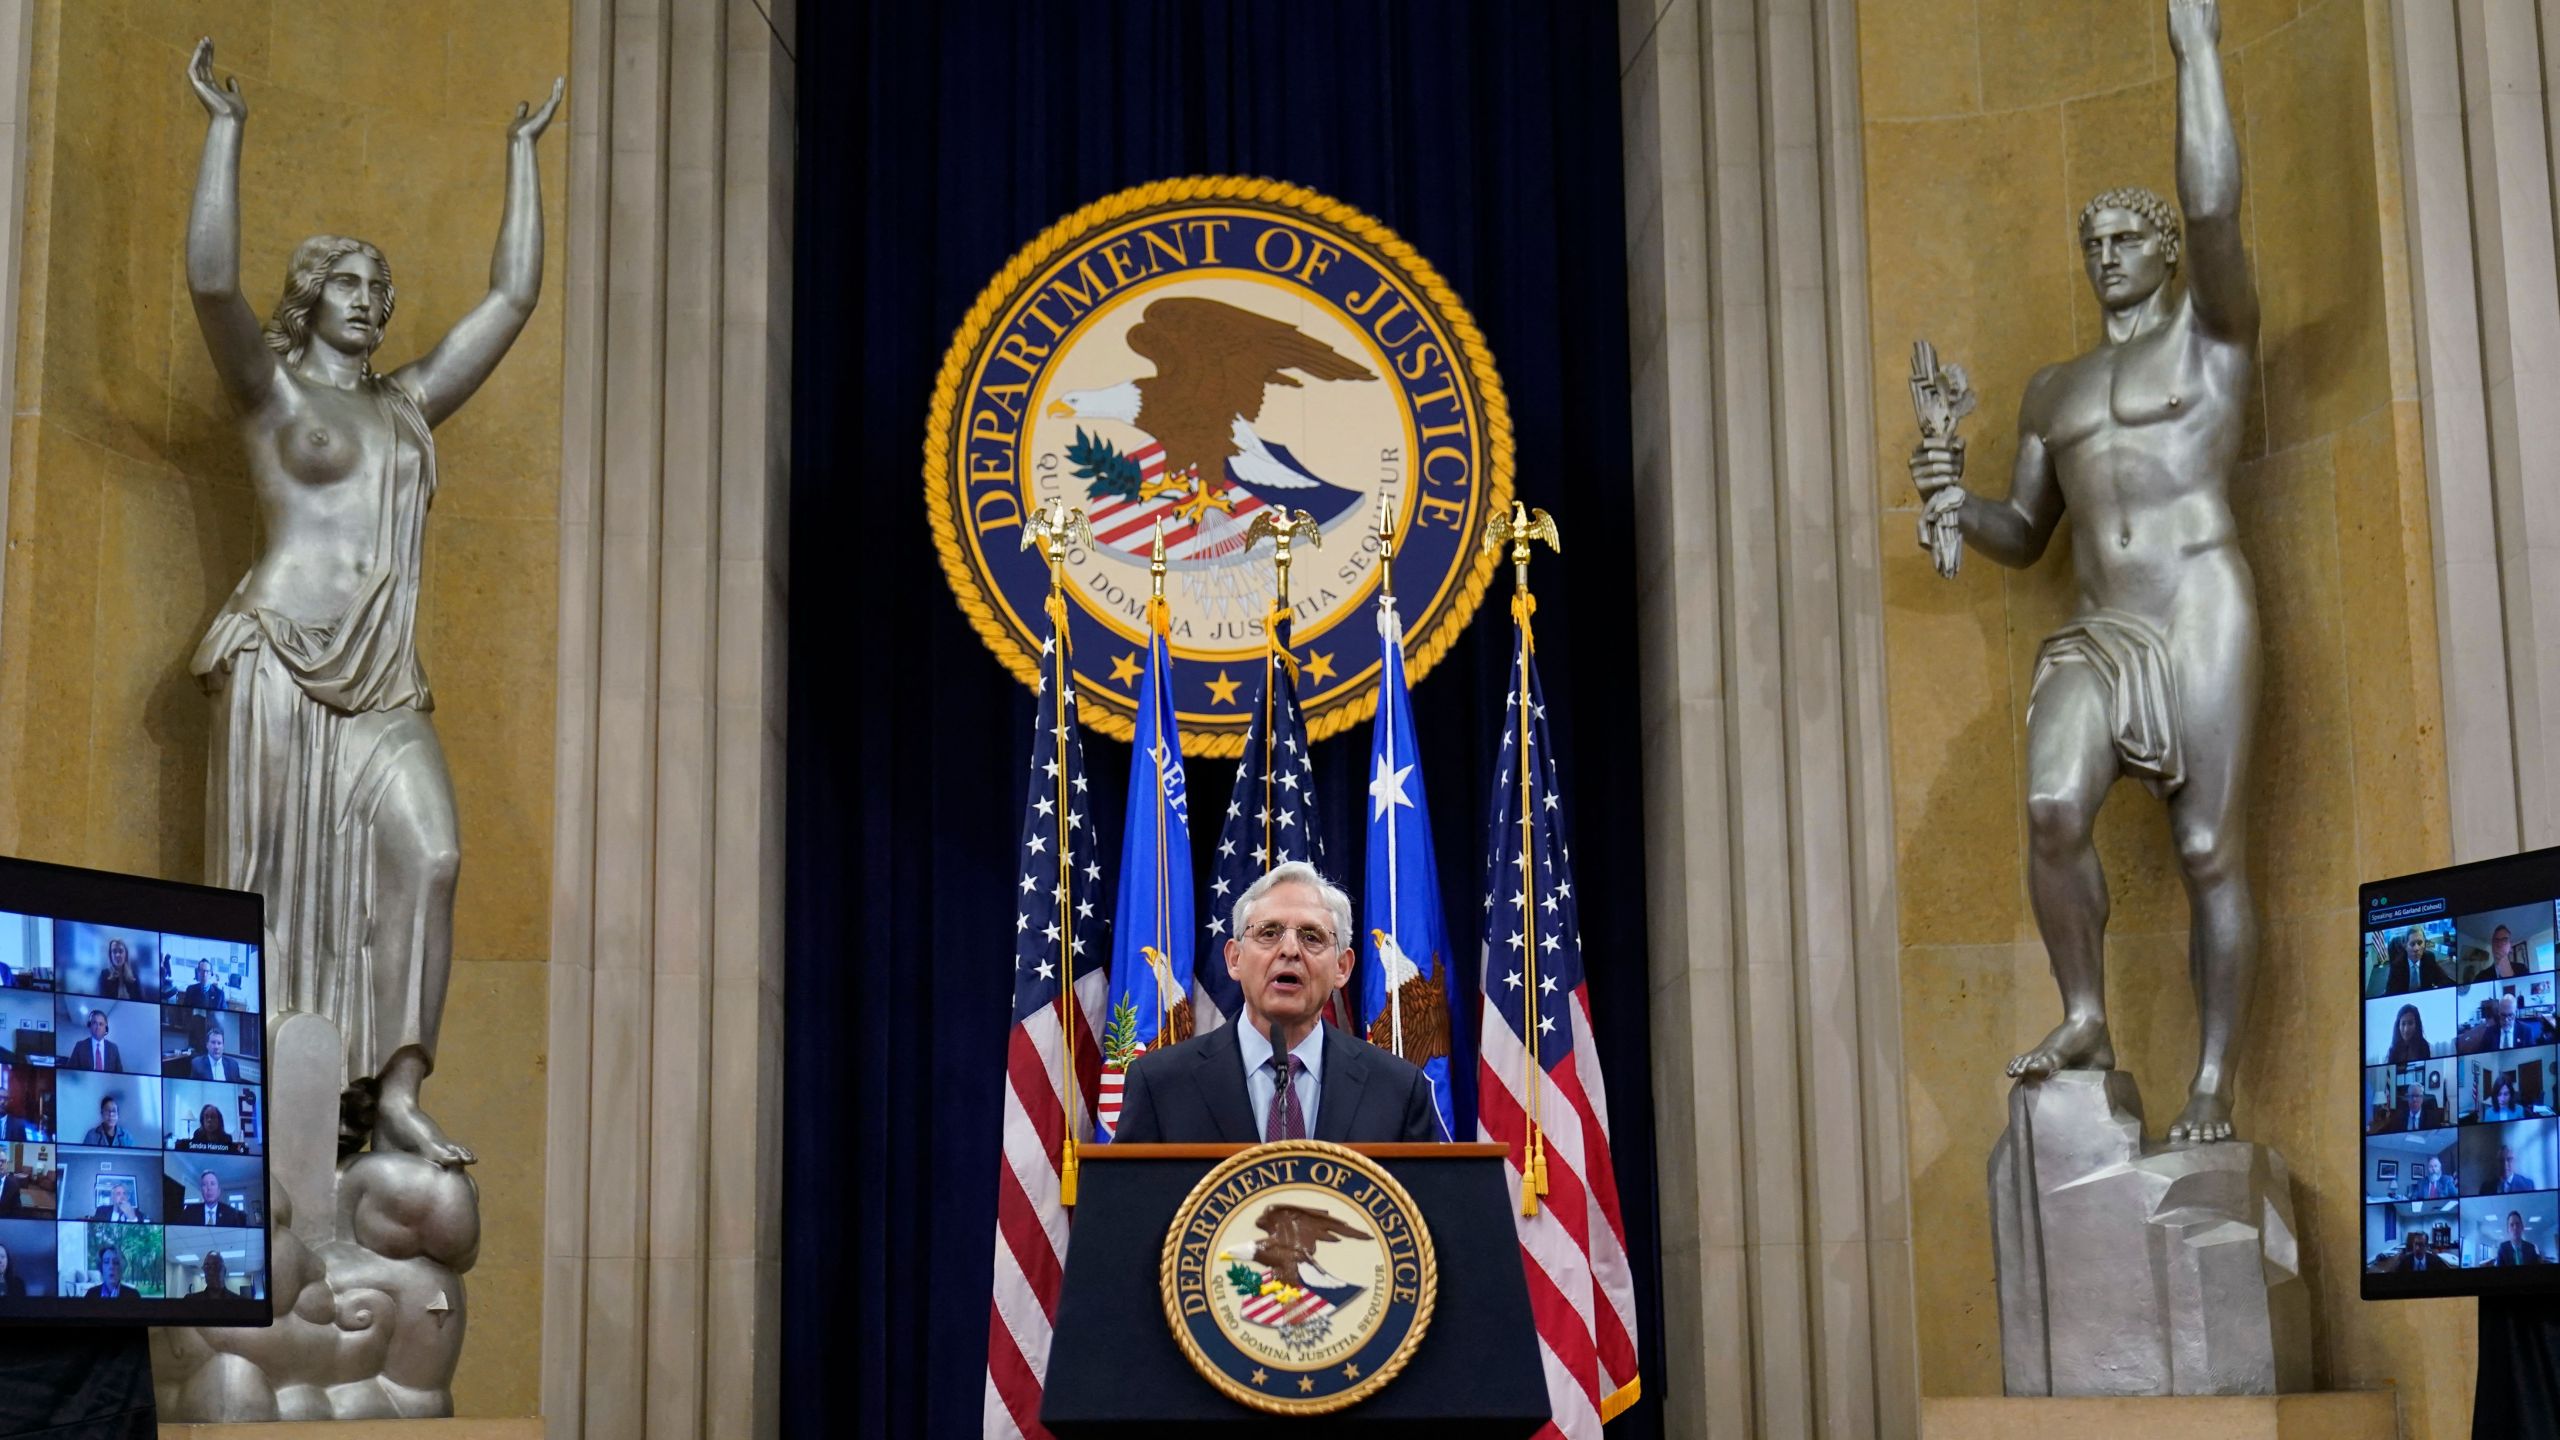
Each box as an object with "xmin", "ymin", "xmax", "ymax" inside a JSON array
[
  {"xmin": 1109, "ymin": 651, "xmax": 1141, "ymax": 686},
  {"xmin": 1303, "ymin": 650, "xmax": 1337, "ymax": 684},
  {"xmin": 1249, "ymin": 1368, "xmax": 1267, "ymax": 1386},
  {"xmin": 1297, "ymin": 1376, "xmax": 1316, "ymax": 1393},
  {"xmin": 1342, "ymin": 1362, "xmax": 1361, "ymax": 1380},
  {"xmin": 1206, "ymin": 669, "xmax": 1242, "ymax": 706}
]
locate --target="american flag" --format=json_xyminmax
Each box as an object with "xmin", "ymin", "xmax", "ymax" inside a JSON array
[
  {"xmin": 983, "ymin": 617, "xmax": 1110, "ymax": 1440},
  {"xmin": 1194, "ymin": 609, "xmax": 1330, "ymax": 1033},
  {"xmin": 1476, "ymin": 614, "xmax": 1641, "ymax": 1436}
]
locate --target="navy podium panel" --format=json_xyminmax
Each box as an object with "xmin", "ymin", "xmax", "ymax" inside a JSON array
[{"xmin": 1042, "ymin": 1143, "xmax": 1549, "ymax": 1437}]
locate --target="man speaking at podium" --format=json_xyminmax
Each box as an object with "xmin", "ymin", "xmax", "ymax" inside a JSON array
[{"xmin": 1112, "ymin": 862, "xmax": 1439, "ymax": 1144}]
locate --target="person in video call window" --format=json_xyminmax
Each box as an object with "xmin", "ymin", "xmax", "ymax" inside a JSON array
[
  {"xmin": 2484, "ymin": 1077, "xmax": 2536, "ymax": 1123},
  {"xmin": 2416, "ymin": 1155, "xmax": 2461, "ymax": 1199},
  {"xmin": 85, "ymin": 1245, "xmax": 128, "ymax": 1298},
  {"xmin": 0, "ymin": 1070, "xmax": 43, "ymax": 1144},
  {"xmin": 98, "ymin": 940, "xmax": 145, "ymax": 1001},
  {"xmin": 2498, "ymin": 1210, "xmax": 2546, "ymax": 1266},
  {"xmin": 2390, "ymin": 1085, "xmax": 2447, "ymax": 1132},
  {"xmin": 0, "ymin": 1164, "xmax": 25, "ymax": 1217},
  {"xmin": 193, "ymin": 1248, "xmax": 253, "ymax": 1304},
  {"xmin": 189, "ymin": 1025, "xmax": 242, "ymax": 1082},
  {"xmin": 2401, "ymin": 1232, "xmax": 2453, "ymax": 1271},
  {"xmin": 2386, "ymin": 934, "xmax": 2455, "ymax": 994},
  {"xmin": 178, "ymin": 962, "xmax": 225, "ymax": 1012},
  {"xmin": 2487, "ymin": 924, "xmax": 2531, "ymax": 980},
  {"xmin": 88, "ymin": 1180, "xmax": 140, "ymax": 1224},
  {"xmin": 1111, "ymin": 862, "xmax": 1441, "ymax": 1144},
  {"xmin": 2465, "ymin": 994, "xmax": 2556, "ymax": 1055},
  {"xmin": 0, "ymin": 1241, "xmax": 24, "ymax": 1298},
  {"xmin": 64, "ymin": 1009, "xmax": 123, "ymax": 1072},
  {"xmin": 2387, "ymin": 1004, "xmax": 2437, "ymax": 1065},
  {"xmin": 81, "ymin": 1094, "xmax": 134, "ymax": 1147},
  {"xmin": 186, "ymin": 1103, "xmax": 237, "ymax": 1152},
  {"xmin": 183, "ymin": 1169, "xmax": 247, "ymax": 1229},
  {"xmin": 2493, "ymin": 1144, "xmax": 2541, "ymax": 1195}
]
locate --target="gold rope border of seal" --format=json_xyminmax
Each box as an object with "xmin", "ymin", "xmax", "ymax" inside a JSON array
[
  {"xmin": 1154, "ymin": 1139, "xmax": 1441, "ymax": 1416},
  {"xmin": 920, "ymin": 176, "xmax": 1516, "ymax": 759}
]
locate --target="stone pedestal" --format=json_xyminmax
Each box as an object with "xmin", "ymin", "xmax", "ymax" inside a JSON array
[
  {"xmin": 1920, "ymin": 1392, "xmax": 2399, "ymax": 1439},
  {"xmin": 1989, "ymin": 1071, "xmax": 2309, "ymax": 1397},
  {"xmin": 151, "ymin": 1012, "xmax": 480, "ymax": 1422}
]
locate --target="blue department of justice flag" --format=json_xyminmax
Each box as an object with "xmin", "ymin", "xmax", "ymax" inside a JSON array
[
  {"xmin": 1194, "ymin": 606, "xmax": 1326, "ymax": 1034},
  {"xmin": 1358, "ymin": 592, "xmax": 1454, "ymax": 1137},
  {"xmin": 1098, "ymin": 597, "xmax": 1193, "ymax": 1136}
]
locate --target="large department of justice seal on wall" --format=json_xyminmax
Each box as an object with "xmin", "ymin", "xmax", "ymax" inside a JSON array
[
  {"xmin": 1161, "ymin": 1141, "xmax": 1436, "ymax": 1415},
  {"xmin": 925, "ymin": 178, "xmax": 1512, "ymax": 755}
]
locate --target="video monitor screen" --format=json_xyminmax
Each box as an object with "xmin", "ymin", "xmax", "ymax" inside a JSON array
[
  {"xmin": 0, "ymin": 855, "xmax": 268, "ymax": 1324},
  {"xmin": 2363, "ymin": 846, "xmax": 2560, "ymax": 1299}
]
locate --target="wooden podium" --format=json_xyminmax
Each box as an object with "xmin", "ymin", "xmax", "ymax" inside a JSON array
[{"xmin": 1040, "ymin": 1142, "xmax": 1550, "ymax": 1436}]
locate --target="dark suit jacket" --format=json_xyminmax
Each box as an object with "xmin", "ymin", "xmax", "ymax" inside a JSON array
[
  {"xmin": 2375, "ymin": 1100, "xmax": 2446, "ymax": 1132},
  {"xmin": 177, "ymin": 1200, "xmax": 248, "ymax": 1228},
  {"xmin": 0, "ymin": 1173, "xmax": 20, "ymax": 1217},
  {"xmin": 189, "ymin": 1055, "xmax": 242, "ymax": 1081},
  {"xmin": 2500, "ymin": 1240, "xmax": 2545, "ymax": 1266},
  {"xmin": 83, "ymin": 1284, "xmax": 129, "ymax": 1298},
  {"xmin": 1112, "ymin": 1021, "xmax": 1440, "ymax": 1144},
  {"xmin": 87, "ymin": 1206, "xmax": 142, "ymax": 1224},
  {"xmin": 62, "ymin": 1038, "xmax": 123, "ymax": 1072},
  {"xmin": 2498, "ymin": 1174, "xmax": 2540, "ymax": 1194},
  {"xmin": 2385, "ymin": 954, "xmax": 2456, "ymax": 994},
  {"xmin": 181, "ymin": 984, "xmax": 225, "ymax": 1010}
]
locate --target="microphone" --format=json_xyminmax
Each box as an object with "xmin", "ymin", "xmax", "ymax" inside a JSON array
[{"xmin": 1271, "ymin": 1016, "xmax": 1295, "ymax": 1142}]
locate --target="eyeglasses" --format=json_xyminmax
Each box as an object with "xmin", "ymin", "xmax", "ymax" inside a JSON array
[{"xmin": 1243, "ymin": 921, "xmax": 1336, "ymax": 955}]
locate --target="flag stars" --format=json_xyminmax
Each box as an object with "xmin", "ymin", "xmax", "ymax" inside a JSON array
[
  {"xmin": 1015, "ymin": 913, "xmax": 1030, "ymax": 933},
  {"xmin": 1034, "ymin": 797, "xmax": 1055, "ymax": 817},
  {"xmin": 1541, "ymin": 933, "xmax": 1561, "ymax": 954},
  {"xmin": 1020, "ymin": 874, "xmax": 1039, "ymax": 895},
  {"xmin": 1253, "ymin": 845, "xmax": 1270, "ymax": 865},
  {"xmin": 1085, "ymin": 861, "xmax": 1103, "ymax": 883},
  {"xmin": 1219, "ymin": 838, "xmax": 1237, "ymax": 858},
  {"xmin": 1537, "ymin": 1013, "xmax": 1556, "ymax": 1035},
  {"xmin": 1043, "ymin": 921, "xmax": 1062, "ymax": 944},
  {"xmin": 1076, "ymin": 897, "xmax": 1095, "ymax": 920},
  {"xmin": 1507, "ymin": 931, "xmax": 1524, "ymax": 951},
  {"xmin": 1027, "ymin": 834, "xmax": 1048, "ymax": 855},
  {"xmin": 1505, "ymin": 969, "xmax": 1523, "ymax": 990},
  {"xmin": 1541, "ymin": 892, "xmax": 1559, "ymax": 913},
  {"xmin": 1211, "ymin": 877, "xmax": 1231, "ymax": 897},
  {"xmin": 1540, "ymin": 972, "xmax": 1559, "ymax": 993},
  {"xmin": 1036, "ymin": 960, "xmax": 1055, "ymax": 980}
]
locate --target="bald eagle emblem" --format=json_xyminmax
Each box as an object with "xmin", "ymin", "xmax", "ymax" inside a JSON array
[
  {"xmin": 1051, "ymin": 296, "xmax": 1375, "ymax": 579},
  {"xmin": 1217, "ymin": 1202, "xmax": 1372, "ymax": 1353}
]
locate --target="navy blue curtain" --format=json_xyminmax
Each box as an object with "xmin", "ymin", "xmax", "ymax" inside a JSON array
[{"xmin": 786, "ymin": 4, "xmax": 1662, "ymax": 1434}]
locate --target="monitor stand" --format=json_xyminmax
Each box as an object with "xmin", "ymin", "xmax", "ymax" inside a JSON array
[
  {"xmin": 2477, "ymin": 1293, "xmax": 2560, "ymax": 1437},
  {"xmin": 0, "ymin": 1326, "xmax": 152, "ymax": 1439}
]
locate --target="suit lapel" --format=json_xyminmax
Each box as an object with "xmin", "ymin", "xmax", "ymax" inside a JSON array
[
  {"xmin": 1313, "ymin": 1025, "xmax": 1369, "ymax": 1142},
  {"xmin": 1199, "ymin": 1024, "xmax": 1260, "ymax": 1144}
]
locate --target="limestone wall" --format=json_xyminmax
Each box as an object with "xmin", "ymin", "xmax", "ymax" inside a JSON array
[
  {"xmin": 1860, "ymin": 0, "xmax": 2463, "ymax": 1431},
  {"xmin": 0, "ymin": 0, "xmax": 568, "ymax": 1417}
]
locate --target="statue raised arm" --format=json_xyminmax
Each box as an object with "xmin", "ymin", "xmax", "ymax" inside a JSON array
[
  {"xmin": 1906, "ymin": 0, "xmax": 2262, "ymax": 1146},
  {"xmin": 181, "ymin": 36, "xmax": 563, "ymax": 1169}
]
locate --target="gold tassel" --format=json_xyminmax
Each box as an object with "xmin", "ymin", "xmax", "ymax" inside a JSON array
[{"xmin": 1061, "ymin": 1138, "xmax": 1079, "ymax": 1209}]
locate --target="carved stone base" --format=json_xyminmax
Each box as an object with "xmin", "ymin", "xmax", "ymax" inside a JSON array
[
  {"xmin": 1989, "ymin": 1070, "xmax": 2309, "ymax": 1397},
  {"xmin": 1920, "ymin": 1392, "xmax": 2397, "ymax": 1440},
  {"xmin": 151, "ymin": 1012, "xmax": 480, "ymax": 1422}
]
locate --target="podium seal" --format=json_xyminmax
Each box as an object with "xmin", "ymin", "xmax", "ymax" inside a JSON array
[{"xmin": 1160, "ymin": 1140, "xmax": 1437, "ymax": 1414}]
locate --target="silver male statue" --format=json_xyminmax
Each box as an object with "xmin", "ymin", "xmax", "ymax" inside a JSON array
[
  {"xmin": 185, "ymin": 36, "xmax": 557, "ymax": 1164},
  {"xmin": 152, "ymin": 37, "xmax": 559, "ymax": 1421},
  {"xmin": 1911, "ymin": 0, "xmax": 2257, "ymax": 1144}
]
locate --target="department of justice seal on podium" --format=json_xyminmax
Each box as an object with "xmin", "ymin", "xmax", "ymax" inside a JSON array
[
  {"xmin": 1160, "ymin": 1141, "xmax": 1437, "ymax": 1415},
  {"xmin": 924, "ymin": 177, "xmax": 1511, "ymax": 755}
]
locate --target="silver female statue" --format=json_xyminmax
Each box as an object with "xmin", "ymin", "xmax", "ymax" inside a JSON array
[
  {"xmin": 183, "ymin": 38, "xmax": 560, "ymax": 1168},
  {"xmin": 1911, "ymin": 0, "xmax": 2258, "ymax": 1144}
]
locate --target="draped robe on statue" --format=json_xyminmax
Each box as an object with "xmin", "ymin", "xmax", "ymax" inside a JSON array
[{"xmin": 190, "ymin": 376, "xmax": 454, "ymax": 1089}]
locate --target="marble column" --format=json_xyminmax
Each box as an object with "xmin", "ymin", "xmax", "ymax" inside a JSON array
[
  {"xmin": 2389, "ymin": 3, "xmax": 2560, "ymax": 858},
  {"xmin": 543, "ymin": 1, "xmax": 794, "ymax": 1437},
  {"xmin": 1620, "ymin": 0, "xmax": 1918, "ymax": 1435}
]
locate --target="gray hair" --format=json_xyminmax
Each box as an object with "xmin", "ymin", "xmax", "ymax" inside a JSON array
[
  {"xmin": 1232, "ymin": 861, "xmax": 1354, "ymax": 951},
  {"xmin": 2079, "ymin": 186, "xmax": 2182, "ymax": 268}
]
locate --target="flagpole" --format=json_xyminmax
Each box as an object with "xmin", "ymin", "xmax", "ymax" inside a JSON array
[
  {"xmin": 1148, "ymin": 519, "xmax": 1174, "ymax": 1051},
  {"xmin": 1245, "ymin": 508, "xmax": 1321, "ymax": 875},
  {"xmin": 1487, "ymin": 501, "xmax": 1560, "ymax": 1216},
  {"xmin": 1376, "ymin": 493, "xmax": 1405, "ymax": 1060},
  {"xmin": 1026, "ymin": 497, "xmax": 1092, "ymax": 1206}
]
